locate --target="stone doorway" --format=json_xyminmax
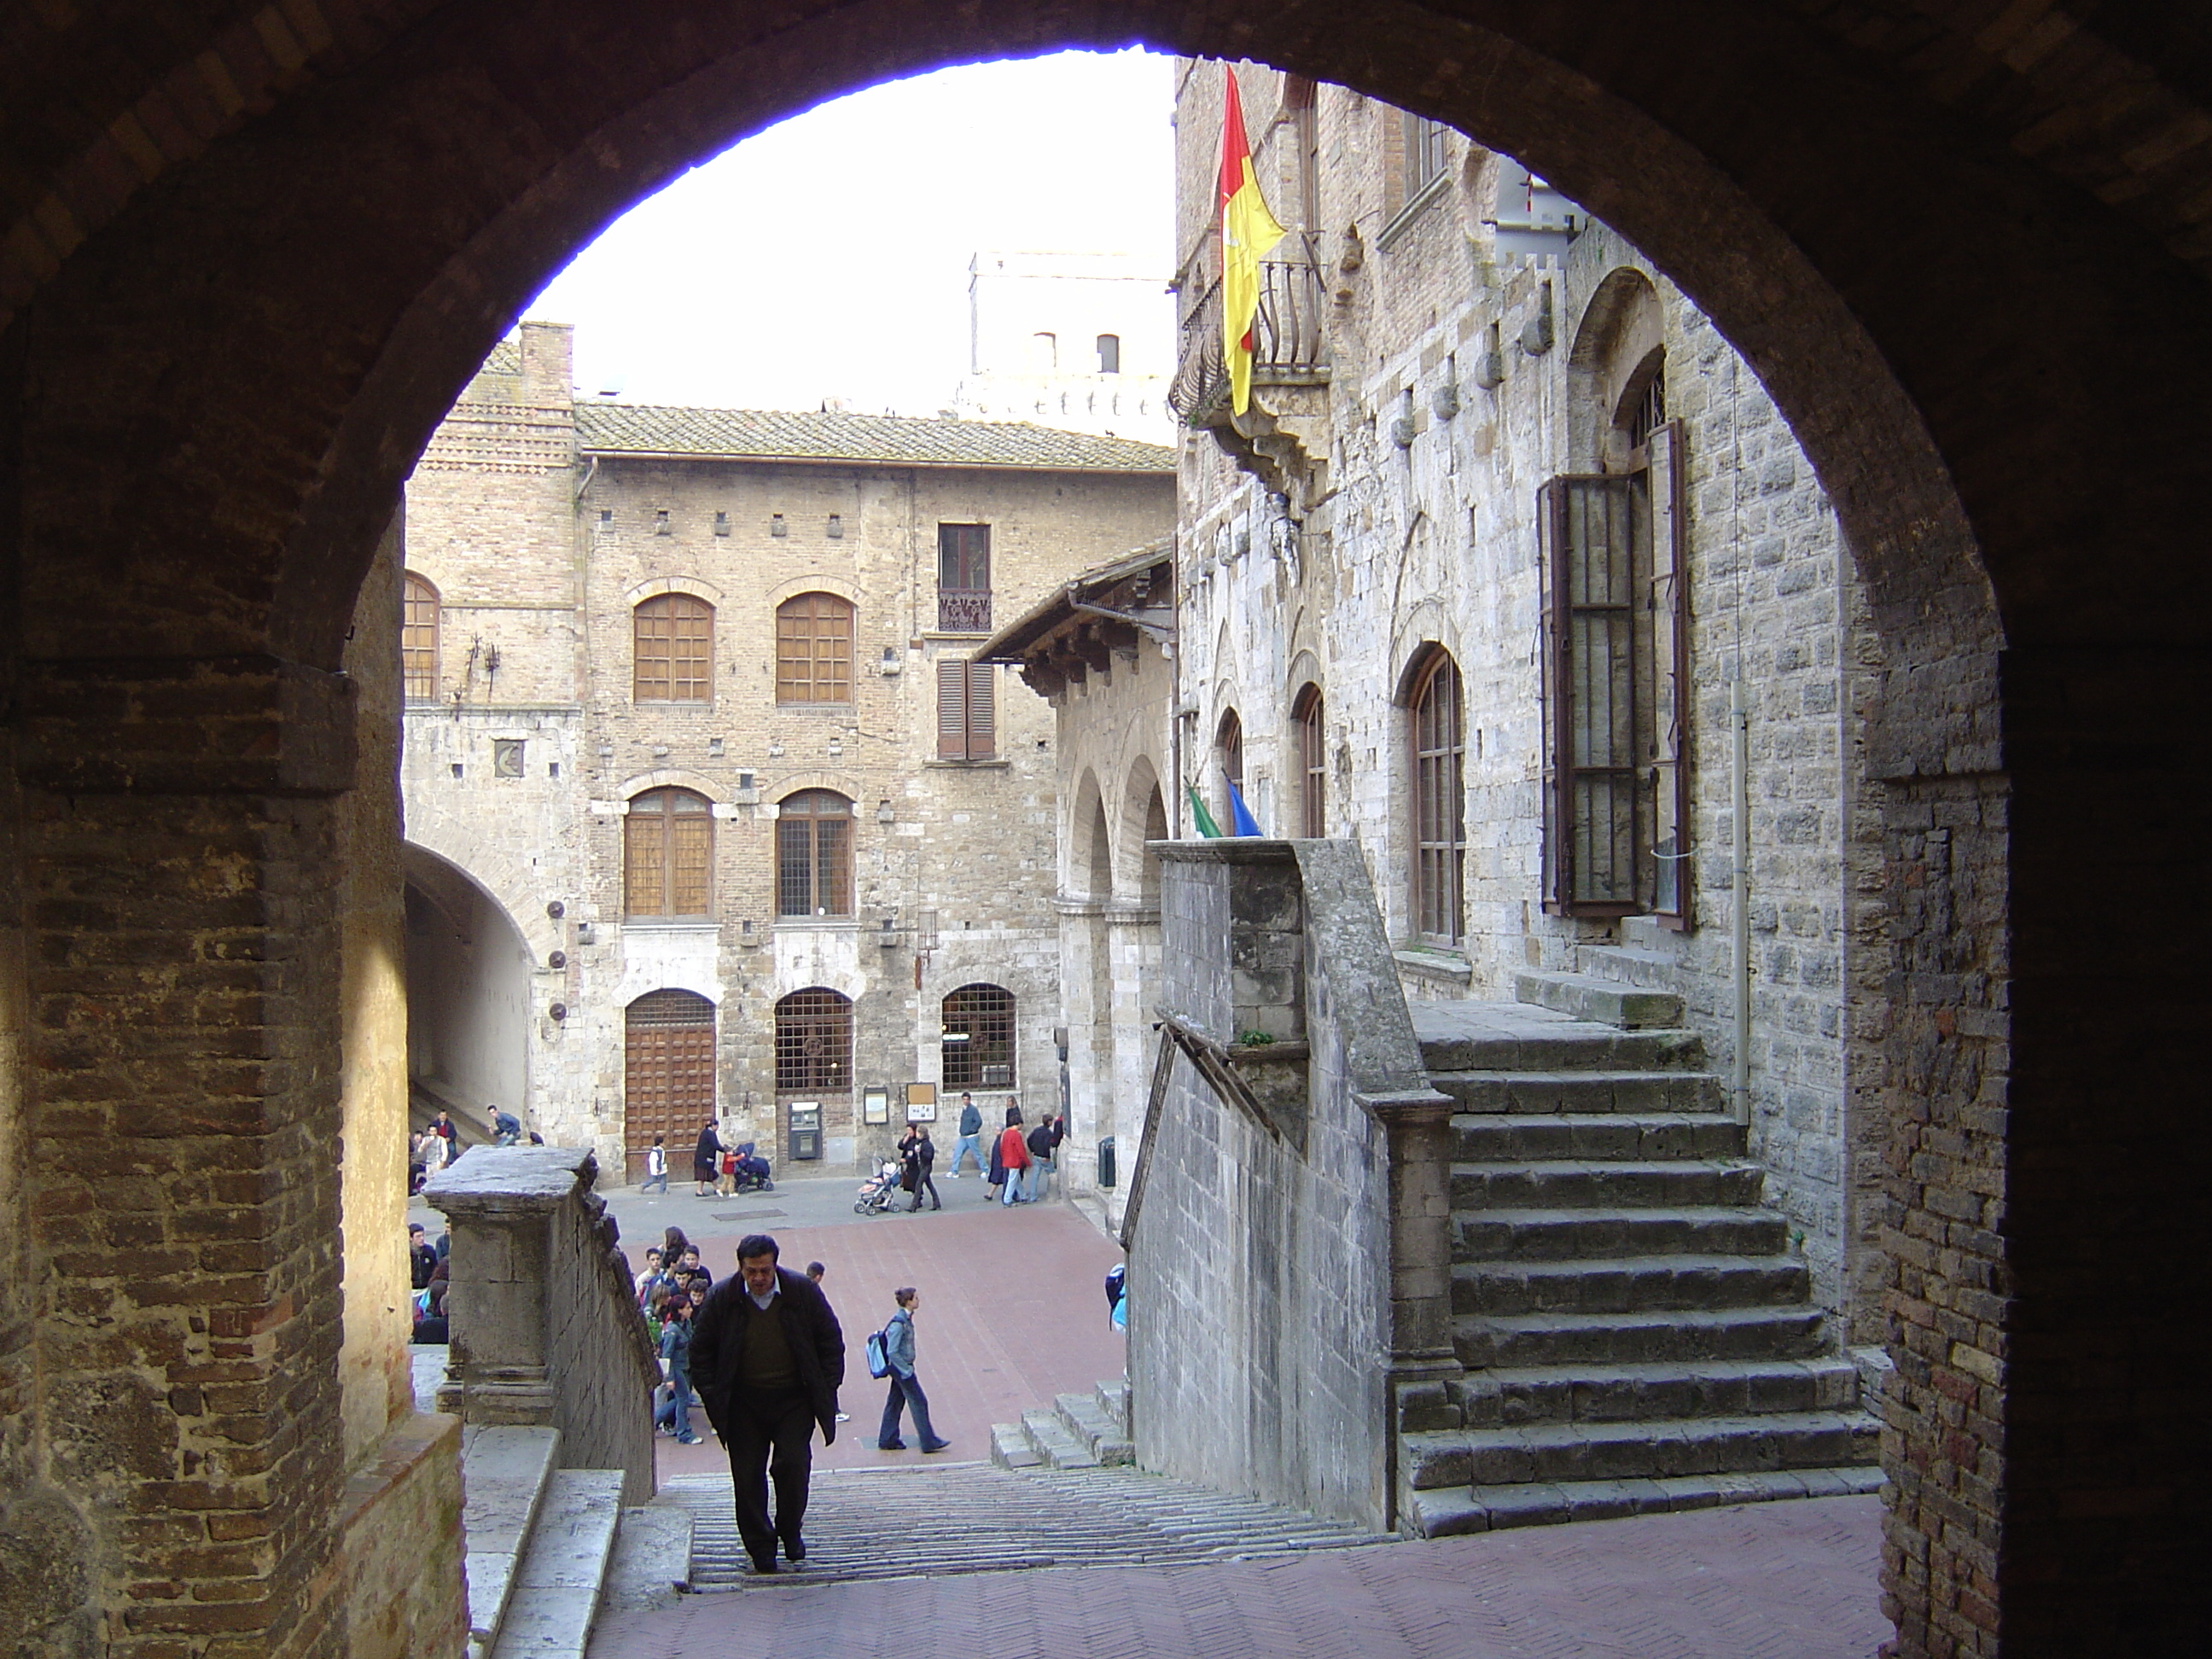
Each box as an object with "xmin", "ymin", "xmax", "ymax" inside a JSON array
[{"xmin": 624, "ymin": 990, "xmax": 717, "ymax": 1185}]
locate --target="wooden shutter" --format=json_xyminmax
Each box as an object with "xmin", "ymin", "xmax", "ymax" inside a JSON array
[
  {"xmin": 937, "ymin": 659, "xmax": 969, "ymax": 757},
  {"xmin": 402, "ymin": 575, "xmax": 439, "ymax": 701},
  {"xmin": 777, "ymin": 594, "xmax": 853, "ymax": 702},
  {"xmin": 965, "ymin": 661, "xmax": 995, "ymax": 758},
  {"xmin": 625, "ymin": 803, "xmax": 667, "ymax": 916},
  {"xmin": 668, "ymin": 796, "xmax": 711, "ymax": 916}
]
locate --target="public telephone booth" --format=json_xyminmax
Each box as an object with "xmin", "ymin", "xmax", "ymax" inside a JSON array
[{"xmin": 787, "ymin": 1101, "xmax": 822, "ymax": 1162}]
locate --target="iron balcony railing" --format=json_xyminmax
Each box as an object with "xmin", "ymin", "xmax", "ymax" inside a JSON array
[
  {"xmin": 937, "ymin": 588, "xmax": 992, "ymax": 633},
  {"xmin": 1167, "ymin": 251, "xmax": 1330, "ymax": 423}
]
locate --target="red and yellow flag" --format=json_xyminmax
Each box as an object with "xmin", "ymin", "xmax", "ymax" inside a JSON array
[{"xmin": 1218, "ymin": 67, "xmax": 1287, "ymax": 416}]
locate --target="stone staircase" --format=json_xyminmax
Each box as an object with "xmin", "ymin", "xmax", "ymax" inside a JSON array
[
  {"xmin": 1395, "ymin": 978, "xmax": 1880, "ymax": 1537},
  {"xmin": 989, "ymin": 1377, "xmax": 1133, "ymax": 1472}
]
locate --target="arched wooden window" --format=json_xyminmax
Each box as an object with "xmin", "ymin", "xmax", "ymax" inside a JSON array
[
  {"xmin": 625, "ymin": 990, "xmax": 714, "ymax": 1181},
  {"xmin": 1217, "ymin": 708, "xmax": 1244, "ymax": 828},
  {"xmin": 1293, "ymin": 684, "xmax": 1326, "ymax": 837},
  {"xmin": 1409, "ymin": 649, "xmax": 1465, "ymax": 945},
  {"xmin": 402, "ymin": 573, "xmax": 440, "ymax": 701},
  {"xmin": 776, "ymin": 592, "xmax": 854, "ymax": 703},
  {"xmin": 777, "ymin": 790, "xmax": 853, "ymax": 917},
  {"xmin": 776, "ymin": 988, "xmax": 853, "ymax": 1094},
  {"xmin": 633, "ymin": 593, "xmax": 713, "ymax": 702},
  {"xmin": 625, "ymin": 789, "xmax": 713, "ymax": 917},
  {"xmin": 941, "ymin": 983, "xmax": 1016, "ymax": 1090}
]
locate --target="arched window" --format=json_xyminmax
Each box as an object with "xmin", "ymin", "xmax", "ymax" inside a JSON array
[
  {"xmin": 402, "ymin": 573, "xmax": 439, "ymax": 702},
  {"xmin": 776, "ymin": 592, "xmax": 854, "ymax": 703},
  {"xmin": 776, "ymin": 988, "xmax": 853, "ymax": 1094},
  {"xmin": 1216, "ymin": 708, "xmax": 1244, "ymax": 829},
  {"xmin": 626, "ymin": 788, "xmax": 713, "ymax": 918},
  {"xmin": 1096, "ymin": 333, "xmax": 1121, "ymax": 375},
  {"xmin": 1293, "ymin": 684, "xmax": 1326, "ymax": 837},
  {"xmin": 625, "ymin": 990, "xmax": 714, "ymax": 1180},
  {"xmin": 633, "ymin": 593, "xmax": 713, "ymax": 702},
  {"xmin": 1409, "ymin": 649, "xmax": 1465, "ymax": 945},
  {"xmin": 941, "ymin": 983, "xmax": 1016, "ymax": 1090},
  {"xmin": 777, "ymin": 790, "xmax": 853, "ymax": 917}
]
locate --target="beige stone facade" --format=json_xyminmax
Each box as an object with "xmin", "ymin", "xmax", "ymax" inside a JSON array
[{"xmin": 400, "ymin": 323, "xmax": 1172, "ymax": 1176}]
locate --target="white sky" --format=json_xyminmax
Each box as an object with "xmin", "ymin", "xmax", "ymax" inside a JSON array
[{"xmin": 527, "ymin": 49, "xmax": 1175, "ymax": 417}]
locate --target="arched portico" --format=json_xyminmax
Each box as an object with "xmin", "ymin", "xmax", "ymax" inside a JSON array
[
  {"xmin": 402, "ymin": 842, "xmax": 535, "ymax": 1139},
  {"xmin": 3, "ymin": 6, "xmax": 2208, "ymax": 1655}
]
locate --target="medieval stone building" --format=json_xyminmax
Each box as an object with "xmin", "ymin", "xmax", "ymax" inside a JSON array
[{"xmin": 400, "ymin": 323, "xmax": 1172, "ymax": 1176}]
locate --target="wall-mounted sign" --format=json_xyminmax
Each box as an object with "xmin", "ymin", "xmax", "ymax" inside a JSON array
[
  {"xmin": 905, "ymin": 1081, "xmax": 938, "ymax": 1123},
  {"xmin": 862, "ymin": 1086, "xmax": 891, "ymax": 1126}
]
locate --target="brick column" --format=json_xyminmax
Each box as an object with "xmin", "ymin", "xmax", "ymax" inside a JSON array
[{"xmin": 16, "ymin": 654, "xmax": 358, "ymax": 1657}]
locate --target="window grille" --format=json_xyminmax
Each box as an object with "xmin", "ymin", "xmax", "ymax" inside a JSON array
[
  {"xmin": 1409, "ymin": 650, "xmax": 1465, "ymax": 944},
  {"xmin": 633, "ymin": 593, "xmax": 713, "ymax": 702},
  {"xmin": 775, "ymin": 592, "xmax": 854, "ymax": 702},
  {"xmin": 775, "ymin": 988, "xmax": 853, "ymax": 1095},
  {"xmin": 936, "ymin": 659, "xmax": 998, "ymax": 760},
  {"xmin": 940, "ymin": 982, "xmax": 1016, "ymax": 1090},
  {"xmin": 625, "ymin": 789, "xmax": 713, "ymax": 917},
  {"xmin": 777, "ymin": 790, "xmax": 853, "ymax": 917},
  {"xmin": 937, "ymin": 525, "xmax": 992, "ymax": 632},
  {"xmin": 402, "ymin": 573, "xmax": 439, "ymax": 701},
  {"xmin": 1627, "ymin": 364, "xmax": 1668, "ymax": 454},
  {"xmin": 1294, "ymin": 684, "xmax": 1327, "ymax": 837}
]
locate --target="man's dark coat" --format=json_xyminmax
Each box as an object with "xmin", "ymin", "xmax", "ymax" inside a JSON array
[{"xmin": 689, "ymin": 1265, "xmax": 846, "ymax": 1444}]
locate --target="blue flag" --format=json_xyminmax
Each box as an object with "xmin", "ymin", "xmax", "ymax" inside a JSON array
[{"xmin": 1228, "ymin": 780, "xmax": 1264, "ymax": 837}]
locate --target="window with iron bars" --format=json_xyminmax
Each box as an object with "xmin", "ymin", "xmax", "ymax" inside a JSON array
[
  {"xmin": 774, "ymin": 987, "xmax": 852, "ymax": 1094},
  {"xmin": 940, "ymin": 983, "xmax": 1016, "ymax": 1091},
  {"xmin": 777, "ymin": 790, "xmax": 853, "ymax": 917}
]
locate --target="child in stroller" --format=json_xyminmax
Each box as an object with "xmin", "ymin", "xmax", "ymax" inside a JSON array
[
  {"xmin": 853, "ymin": 1157, "xmax": 902, "ymax": 1214},
  {"xmin": 727, "ymin": 1140, "xmax": 773, "ymax": 1194}
]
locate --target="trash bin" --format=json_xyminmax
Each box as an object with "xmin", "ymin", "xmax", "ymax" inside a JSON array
[
  {"xmin": 1098, "ymin": 1135, "xmax": 1116, "ymax": 1188},
  {"xmin": 787, "ymin": 1102, "xmax": 822, "ymax": 1162}
]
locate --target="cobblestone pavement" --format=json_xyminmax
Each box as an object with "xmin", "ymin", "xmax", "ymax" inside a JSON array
[{"xmin": 588, "ymin": 1491, "xmax": 1886, "ymax": 1659}]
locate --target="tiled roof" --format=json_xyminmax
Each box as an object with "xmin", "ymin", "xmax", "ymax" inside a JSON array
[
  {"xmin": 572, "ymin": 400, "xmax": 1174, "ymax": 473},
  {"xmin": 481, "ymin": 340, "xmax": 521, "ymax": 375}
]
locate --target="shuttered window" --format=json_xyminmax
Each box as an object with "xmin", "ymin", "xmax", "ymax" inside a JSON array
[
  {"xmin": 777, "ymin": 790, "xmax": 853, "ymax": 917},
  {"xmin": 1409, "ymin": 650, "xmax": 1465, "ymax": 944},
  {"xmin": 626, "ymin": 789, "xmax": 713, "ymax": 917},
  {"xmin": 776, "ymin": 592, "xmax": 853, "ymax": 703},
  {"xmin": 1294, "ymin": 684, "xmax": 1326, "ymax": 837},
  {"xmin": 634, "ymin": 593, "xmax": 713, "ymax": 702},
  {"xmin": 1539, "ymin": 416, "xmax": 1689, "ymax": 923},
  {"xmin": 403, "ymin": 573, "xmax": 439, "ymax": 701},
  {"xmin": 935, "ymin": 659, "xmax": 998, "ymax": 759}
]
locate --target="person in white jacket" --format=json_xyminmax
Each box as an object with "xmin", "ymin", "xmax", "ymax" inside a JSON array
[{"xmin": 643, "ymin": 1136, "xmax": 670, "ymax": 1194}]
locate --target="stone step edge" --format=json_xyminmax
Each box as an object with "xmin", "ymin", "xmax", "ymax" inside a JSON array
[
  {"xmin": 1401, "ymin": 1410, "xmax": 1878, "ymax": 1492},
  {"xmin": 458, "ymin": 1424, "xmax": 563, "ymax": 1650},
  {"xmin": 601, "ymin": 1505, "xmax": 695, "ymax": 1615},
  {"xmin": 1397, "ymin": 1355, "xmax": 1863, "ymax": 1431},
  {"xmin": 989, "ymin": 1422, "xmax": 1045, "ymax": 1470},
  {"xmin": 486, "ymin": 1467, "xmax": 624, "ymax": 1659},
  {"xmin": 1514, "ymin": 970, "xmax": 1684, "ymax": 1028},
  {"xmin": 1402, "ymin": 1464, "xmax": 1885, "ymax": 1539},
  {"xmin": 1055, "ymin": 1392, "xmax": 1135, "ymax": 1465},
  {"xmin": 1022, "ymin": 1406, "xmax": 1103, "ymax": 1470}
]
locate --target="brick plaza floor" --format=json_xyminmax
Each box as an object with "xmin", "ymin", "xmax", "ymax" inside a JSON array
[{"xmin": 590, "ymin": 1493, "xmax": 1888, "ymax": 1659}]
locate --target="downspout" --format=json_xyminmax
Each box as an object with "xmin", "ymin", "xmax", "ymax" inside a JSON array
[{"xmin": 1731, "ymin": 676, "xmax": 1753, "ymax": 1126}]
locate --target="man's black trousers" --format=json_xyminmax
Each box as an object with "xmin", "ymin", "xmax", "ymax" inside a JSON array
[{"xmin": 722, "ymin": 1385, "xmax": 817, "ymax": 1567}]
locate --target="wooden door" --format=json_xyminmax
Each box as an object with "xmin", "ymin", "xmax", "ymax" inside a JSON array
[{"xmin": 625, "ymin": 990, "xmax": 715, "ymax": 1182}]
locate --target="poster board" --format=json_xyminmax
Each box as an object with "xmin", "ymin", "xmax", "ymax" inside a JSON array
[
  {"xmin": 905, "ymin": 1081, "xmax": 938, "ymax": 1123},
  {"xmin": 861, "ymin": 1086, "xmax": 891, "ymax": 1126}
]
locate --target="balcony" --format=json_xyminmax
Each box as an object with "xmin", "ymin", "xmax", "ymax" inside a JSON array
[
  {"xmin": 1168, "ymin": 251, "xmax": 1331, "ymax": 507},
  {"xmin": 938, "ymin": 588, "xmax": 992, "ymax": 633}
]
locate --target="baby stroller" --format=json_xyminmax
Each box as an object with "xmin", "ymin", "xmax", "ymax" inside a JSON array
[
  {"xmin": 729, "ymin": 1140, "xmax": 774, "ymax": 1195},
  {"xmin": 853, "ymin": 1158, "xmax": 901, "ymax": 1214}
]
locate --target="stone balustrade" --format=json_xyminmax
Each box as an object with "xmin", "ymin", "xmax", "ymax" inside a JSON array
[{"xmin": 425, "ymin": 1145, "xmax": 661, "ymax": 1503}]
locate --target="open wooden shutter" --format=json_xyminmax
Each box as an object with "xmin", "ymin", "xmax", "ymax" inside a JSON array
[
  {"xmin": 965, "ymin": 662, "xmax": 995, "ymax": 759},
  {"xmin": 937, "ymin": 659, "xmax": 969, "ymax": 757}
]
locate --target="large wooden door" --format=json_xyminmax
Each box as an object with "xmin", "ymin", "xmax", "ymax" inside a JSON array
[{"xmin": 625, "ymin": 989, "xmax": 716, "ymax": 1182}]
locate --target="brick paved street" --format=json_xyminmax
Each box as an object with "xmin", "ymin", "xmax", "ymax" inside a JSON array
[{"xmin": 590, "ymin": 1493, "xmax": 1886, "ymax": 1659}]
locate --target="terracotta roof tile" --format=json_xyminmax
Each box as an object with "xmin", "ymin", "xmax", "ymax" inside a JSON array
[{"xmin": 572, "ymin": 400, "xmax": 1173, "ymax": 473}]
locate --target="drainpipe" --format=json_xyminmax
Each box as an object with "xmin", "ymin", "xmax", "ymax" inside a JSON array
[{"xmin": 1731, "ymin": 677, "xmax": 1753, "ymax": 1126}]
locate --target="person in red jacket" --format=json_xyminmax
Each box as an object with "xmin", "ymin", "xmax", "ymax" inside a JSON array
[{"xmin": 996, "ymin": 1108, "xmax": 1033, "ymax": 1207}]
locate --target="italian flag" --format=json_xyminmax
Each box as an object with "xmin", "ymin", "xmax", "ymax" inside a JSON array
[{"xmin": 1219, "ymin": 66, "xmax": 1287, "ymax": 416}]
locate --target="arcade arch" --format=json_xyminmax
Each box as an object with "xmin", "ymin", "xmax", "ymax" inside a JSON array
[{"xmin": 402, "ymin": 842, "xmax": 533, "ymax": 1138}]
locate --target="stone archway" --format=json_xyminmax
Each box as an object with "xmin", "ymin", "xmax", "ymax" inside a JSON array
[
  {"xmin": 4, "ymin": 6, "xmax": 2209, "ymax": 1655},
  {"xmin": 402, "ymin": 843, "xmax": 535, "ymax": 1141}
]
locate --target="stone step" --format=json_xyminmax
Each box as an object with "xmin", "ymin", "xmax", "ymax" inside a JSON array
[
  {"xmin": 1095, "ymin": 1377, "xmax": 1130, "ymax": 1438},
  {"xmin": 1022, "ymin": 1406, "xmax": 1103, "ymax": 1470},
  {"xmin": 601, "ymin": 1505, "xmax": 694, "ymax": 1614},
  {"xmin": 1580, "ymin": 946, "xmax": 1679, "ymax": 992},
  {"xmin": 1452, "ymin": 1113, "xmax": 1744, "ymax": 1163},
  {"xmin": 1455, "ymin": 1305, "xmax": 1831, "ymax": 1369},
  {"xmin": 1452, "ymin": 1159, "xmax": 1765, "ymax": 1211},
  {"xmin": 1056, "ymin": 1391, "xmax": 1135, "ymax": 1465},
  {"xmin": 1452, "ymin": 1254, "xmax": 1810, "ymax": 1318},
  {"xmin": 1513, "ymin": 970, "xmax": 1683, "ymax": 1029},
  {"xmin": 1456, "ymin": 1205, "xmax": 1790, "ymax": 1263},
  {"xmin": 1412, "ymin": 1000, "xmax": 1708, "ymax": 1074},
  {"xmin": 1431, "ymin": 1069, "xmax": 1724, "ymax": 1116},
  {"xmin": 989, "ymin": 1422, "xmax": 1045, "ymax": 1470},
  {"xmin": 1453, "ymin": 1357, "xmax": 1863, "ymax": 1428},
  {"xmin": 459, "ymin": 1425, "xmax": 562, "ymax": 1653},
  {"xmin": 486, "ymin": 1467, "xmax": 624, "ymax": 1659},
  {"xmin": 1403, "ymin": 1464, "xmax": 1884, "ymax": 1539},
  {"xmin": 1401, "ymin": 1410, "xmax": 1879, "ymax": 1493}
]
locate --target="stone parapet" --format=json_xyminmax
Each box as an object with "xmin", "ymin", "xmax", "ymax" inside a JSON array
[{"xmin": 425, "ymin": 1146, "xmax": 660, "ymax": 1503}]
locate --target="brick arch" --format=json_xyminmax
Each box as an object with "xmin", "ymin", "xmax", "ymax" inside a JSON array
[{"xmin": 7, "ymin": 5, "xmax": 2209, "ymax": 1654}]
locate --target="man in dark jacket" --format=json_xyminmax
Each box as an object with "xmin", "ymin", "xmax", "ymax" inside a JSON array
[{"xmin": 689, "ymin": 1232, "xmax": 845, "ymax": 1573}]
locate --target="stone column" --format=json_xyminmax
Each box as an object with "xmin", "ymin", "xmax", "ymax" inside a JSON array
[{"xmin": 1361, "ymin": 1088, "xmax": 1460, "ymax": 1382}]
